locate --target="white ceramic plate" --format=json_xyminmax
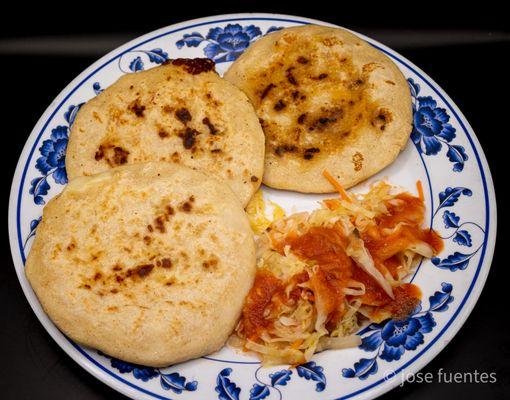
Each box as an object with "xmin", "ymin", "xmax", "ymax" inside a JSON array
[{"xmin": 8, "ymin": 13, "xmax": 497, "ymax": 400}]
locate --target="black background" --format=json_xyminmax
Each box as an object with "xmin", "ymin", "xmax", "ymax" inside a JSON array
[{"xmin": 1, "ymin": 2, "xmax": 508, "ymax": 399}]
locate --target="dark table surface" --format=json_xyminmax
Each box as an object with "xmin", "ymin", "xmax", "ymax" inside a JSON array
[{"xmin": 1, "ymin": 3, "xmax": 508, "ymax": 399}]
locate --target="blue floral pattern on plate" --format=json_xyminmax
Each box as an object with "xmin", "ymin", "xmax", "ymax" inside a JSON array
[
  {"xmin": 409, "ymin": 78, "xmax": 468, "ymax": 171},
  {"xmin": 29, "ymin": 104, "xmax": 81, "ymax": 205},
  {"xmin": 106, "ymin": 358, "xmax": 327, "ymax": 400},
  {"xmin": 93, "ymin": 82, "xmax": 103, "ymax": 95},
  {"xmin": 215, "ymin": 363, "xmax": 326, "ymax": 400},
  {"xmin": 249, "ymin": 368, "xmax": 293, "ymax": 400},
  {"xmin": 119, "ymin": 48, "xmax": 169, "ymax": 73},
  {"xmin": 104, "ymin": 353, "xmax": 198, "ymax": 394},
  {"xmin": 431, "ymin": 187, "xmax": 485, "ymax": 271},
  {"xmin": 176, "ymin": 24, "xmax": 282, "ymax": 62},
  {"xmin": 23, "ymin": 217, "xmax": 41, "ymax": 249},
  {"xmin": 216, "ymin": 368, "xmax": 241, "ymax": 400},
  {"xmin": 342, "ymin": 283, "xmax": 454, "ymax": 380}
]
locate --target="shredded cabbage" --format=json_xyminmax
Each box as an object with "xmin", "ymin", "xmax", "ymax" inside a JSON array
[
  {"xmin": 235, "ymin": 181, "xmax": 441, "ymax": 364},
  {"xmin": 246, "ymin": 190, "xmax": 286, "ymax": 235},
  {"xmin": 346, "ymin": 231, "xmax": 394, "ymax": 299}
]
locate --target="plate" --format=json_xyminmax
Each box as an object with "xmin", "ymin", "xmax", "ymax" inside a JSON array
[{"xmin": 8, "ymin": 13, "xmax": 497, "ymax": 400}]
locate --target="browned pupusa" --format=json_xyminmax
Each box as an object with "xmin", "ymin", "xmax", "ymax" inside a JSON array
[
  {"xmin": 66, "ymin": 59, "xmax": 264, "ymax": 206},
  {"xmin": 25, "ymin": 162, "xmax": 256, "ymax": 367},
  {"xmin": 224, "ymin": 25, "xmax": 412, "ymax": 193}
]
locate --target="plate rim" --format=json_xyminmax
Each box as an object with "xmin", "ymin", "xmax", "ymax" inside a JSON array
[{"xmin": 8, "ymin": 12, "xmax": 497, "ymax": 400}]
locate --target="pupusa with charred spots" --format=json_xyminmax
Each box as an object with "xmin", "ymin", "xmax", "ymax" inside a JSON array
[
  {"xmin": 25, "ymin": 162, "xmax": 256, "ymax": 367},
  {"xmin": 225, "ymin": 25, "xmax": 413, "ymax": 193},
  {"xmin": 66, "ymin": 58, "xmax": 265, "ymax": 207}
]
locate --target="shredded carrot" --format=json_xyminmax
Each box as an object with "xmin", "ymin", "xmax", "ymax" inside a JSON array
[
  {"xmin": 416, "ymin": 180, "xmax": 424, "ymax": 201},
  {"xmin": 323, "ymin": 199, "xmax": 341, "ymax": 210},
  {"xmin": 290, "ymin": 339, "xmax": 304, "ymax": 350},
  {"xmin": 322, "ymin": 170, "xmax": 352, "ymax": 202}
]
